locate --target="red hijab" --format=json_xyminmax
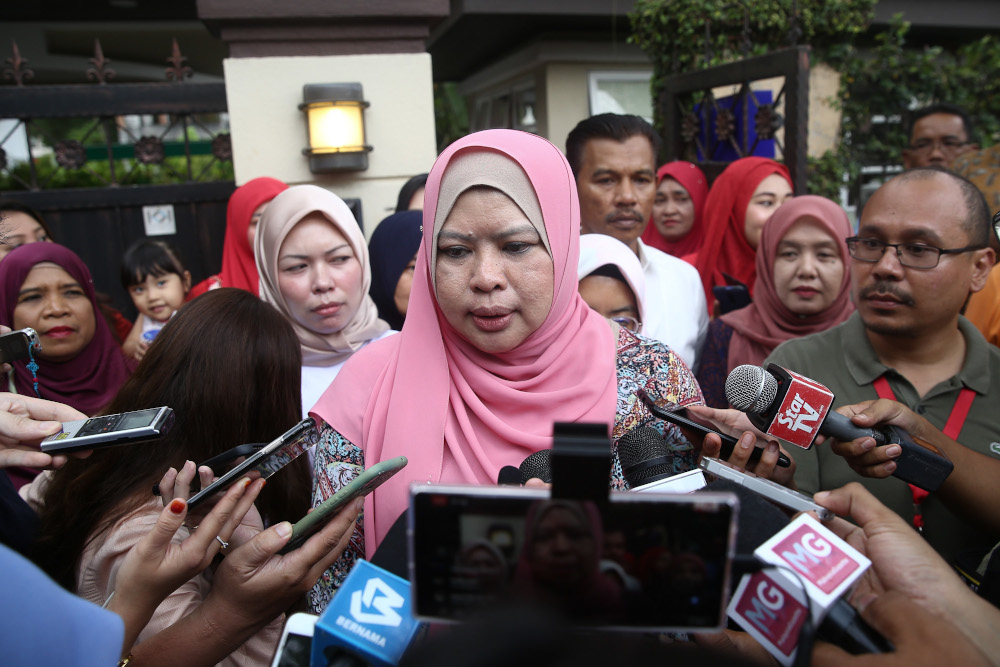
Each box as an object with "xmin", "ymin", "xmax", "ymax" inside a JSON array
[
  {"xmin": 693, "ymin": 158, "xmax": 792, "ymax": 309},
  {"xmin": 720, "ymin": 195, "xmax": 854, "ymax": 371},
  {"xmin": 640, "ymin": 161, "xmax": 708, "ymax": 259},
  {"xmin": 189, "ymin": 177, "xmax": 288, "ymax": 298},
  {"xmin": 0, "ymin": 243, "xmax": 132, "ymax": 415}
]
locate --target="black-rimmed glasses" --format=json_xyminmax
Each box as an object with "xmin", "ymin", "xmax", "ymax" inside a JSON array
[
  {"xmin": 846, "ymin": 236, "xmax": 985, "ymax": 269},
  {"xmin": 992, "ymin": 210, "xmax": 1000, "ymax": 246}
]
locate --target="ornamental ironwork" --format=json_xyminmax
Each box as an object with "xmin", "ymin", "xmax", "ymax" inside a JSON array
[
  {"xmin": 211, "ymin": 133, "xmax": 232, "ymax": 162},
  {"xmin": 134, "ymin": 136, "xmax": 166, "ymax": 164},
  {"xmin": 165, "ymin": 38, "xmax": 193, "ymax": 82},
  {"xmin": 3, "ymin": 41, "xmax": 34, "ymax": 87},
  {"xmin": 715, "ymin": 108, "xmax": 736, "ymax": 143},
  {"xmin": 54, "ymin": 140, "xmax": 87, "ymax": 169},
  {"xmin": 755, "ymin": 105, "xmax": 784, "ymax": 141},
  {"xmin": 86, "ymin": 39, "xmax": 116, "ymax": 85}
]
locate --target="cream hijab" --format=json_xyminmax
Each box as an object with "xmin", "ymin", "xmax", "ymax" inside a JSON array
[{"xmin": 255, "ymin": 184, "xmax": 388, "ymax": 366}]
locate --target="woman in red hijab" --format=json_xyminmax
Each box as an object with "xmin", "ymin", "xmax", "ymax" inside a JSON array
[
  {"xmin": 695, "ymin": 196, "xmax": 854, "ymax": 407},
  {"xmin": 188, "ymin": 176, "xmax": 288, "ymax": 298},
  {"xmin": 640, "ymin": 161, "xmax": 708, "ymax": 261},
  {"xmin": 693, "ymin": 158, "xmax": 793, "ymax": 313}
]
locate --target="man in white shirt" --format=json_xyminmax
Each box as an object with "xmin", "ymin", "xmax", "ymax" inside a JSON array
[{"xmin": 566, "ymin": 114, "xmax": 707, "ymax": 370}]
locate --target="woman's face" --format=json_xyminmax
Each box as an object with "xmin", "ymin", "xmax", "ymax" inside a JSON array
[
  {"xmin": 276, "ymin": 214, "xmax": 364, "ymax": 335},
  {"xmin": 530, "ymin": 506, "xmax": 597, "ymax": 589},
  {"xmin": 247, "ymin": 202, "xmax": 269, "ymax": 250},
  {"xmin": 393, "ymin": 253, "xmax": 417, "ymax": 319},
  {"xmin": 0, "ymin": 211, "xmax": 51, "ymax": 262},
  {"xmin": 407, "ymin": 187, "xmax": 425, "ymax": 211},
  {"xmin": 577, "ymin": 274, "xmax": 640, "ymax": 331},
  {"xmin": 434, "ymin": 188, "xmax": 554, "ymax": 354},
  {"xmin": 744, "ymin": 174, "xmax": 794, "ymax": 249},
  {"xmin": 651, "ymin": 178, "xmax": 696, "ymax": 241},
  {"xmin": 12, "ymin": 262, "xmax": 95, "ymax": 362},
  {"xmin": 772, "ymin": 218, "xmax": 845, "ymax": 316}
]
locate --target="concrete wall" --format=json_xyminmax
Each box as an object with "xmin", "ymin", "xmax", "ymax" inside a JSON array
[{"xmin": 224, "ymin": 53, "xmax": 437, "ymax": 234}]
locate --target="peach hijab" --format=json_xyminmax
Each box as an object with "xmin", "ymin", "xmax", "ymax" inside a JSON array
[{"xmin": 312, "ymin": 129, "xmax": 618, "ymax": 552}]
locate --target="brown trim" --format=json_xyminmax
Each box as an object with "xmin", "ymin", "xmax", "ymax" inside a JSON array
[
  {"xmin": 197, "ymin": 0, "xmax": 449, "ymax": 20},
  {"xmin": 229, "ymin": 40, "xmax": 429, "ymax": 58}
]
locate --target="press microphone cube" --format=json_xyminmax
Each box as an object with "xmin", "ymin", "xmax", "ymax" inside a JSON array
[{"xmin": 312, "ymin": 560, "xmax": 421, "ymax": 667}]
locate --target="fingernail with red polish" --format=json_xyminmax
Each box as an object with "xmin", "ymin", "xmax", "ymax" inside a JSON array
[{"xmin": 169, "ymin": 499, "xmax": 186, "ymax": 514}]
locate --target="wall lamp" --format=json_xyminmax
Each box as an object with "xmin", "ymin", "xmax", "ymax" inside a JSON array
[{"xmin": 300, "ymin": 82, "xmax": 372, "ymax": 173}]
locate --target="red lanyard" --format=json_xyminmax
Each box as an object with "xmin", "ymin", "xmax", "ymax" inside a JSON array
[{"xmin": 872, "ymin": 376, "xmax": 974, "ymax": 531}]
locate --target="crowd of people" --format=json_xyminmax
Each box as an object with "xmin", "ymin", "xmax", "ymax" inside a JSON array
[{"xmin": 2, "ymin": 104, "xmax": 1000, "ymax": 666}]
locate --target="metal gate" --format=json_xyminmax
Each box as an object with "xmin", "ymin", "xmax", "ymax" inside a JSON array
[{"xmin": 0, "ymin": 39, "xmax": 234, "ymax": 317}]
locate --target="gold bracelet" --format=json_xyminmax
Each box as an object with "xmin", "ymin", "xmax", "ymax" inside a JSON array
[{"xmin": 118, "ymin": 653, "xmax": 133, "ymax": 667}]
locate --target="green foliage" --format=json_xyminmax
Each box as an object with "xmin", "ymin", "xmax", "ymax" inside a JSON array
[
  {"xmin": 0, "ymin": 153, "xmax": 233, "ymax": 191},
  {"xmin": 434, "ymin": 82, "xmax": 469, "ymax": 153},
  {"xmin": 629, "ymin": 1, "xmax": 1000, "ymax": 199}
]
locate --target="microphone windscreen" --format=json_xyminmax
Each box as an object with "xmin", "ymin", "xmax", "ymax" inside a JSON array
[
  {"xmin": 617, "ymin": 426, "xmax": 673, "ymax": 488},
  {"xmin": 726, "ymin": 365, "xmax": 779, "ymax": 414},
  {"xmin": 698, "ymin": 479, "xmax": 790, "ymax": 557},
  {"xmin": 498, "ymin": 465, "xmax": 521, "ymax": 486},
  {"xmin": 519, "ymin": 449, "xmax": 552, "ymax": 484}
]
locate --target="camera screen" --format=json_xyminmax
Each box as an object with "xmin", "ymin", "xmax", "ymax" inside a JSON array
[
  {"xmin": 410, "ymin": 489, "xmax": 735, "ymax": 630},
  {"xmin": 117, "ymin": 408, "xmax": 161, "ymax": 430}
]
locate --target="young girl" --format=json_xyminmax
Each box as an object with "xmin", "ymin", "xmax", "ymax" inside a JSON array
[{"xmin": 120, "ymin": 240, "xmax": 191, "ymax": 361}]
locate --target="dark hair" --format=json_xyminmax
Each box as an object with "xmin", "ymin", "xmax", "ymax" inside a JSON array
[
  {"xmin": 32, "ymin": 288, "xmax": 309, "ymax": 589},
  {"xmin": 120, "ymin": 239, "xmax": 189, "ymax": 289},
  {"xmin": 0, "ymin": 200, "xmax": 55, "ymax": 241},
  {"xmin": 906, "ymin": 103, "xmax": 975, "ymax": 144},
  {"xmin": 891, "ymin": 167, "xmax": 991, "ymax": 246},
  {"xmin": 585, "ymin": 263, "xmax": 629, "ymax": 286},
  {"xmin": 395, "ymin": 173, "xmax": 429, "ymax": 213},
  {"xmin": 565, "ymin": 114, "xmax": 661, "ymax": 179}
]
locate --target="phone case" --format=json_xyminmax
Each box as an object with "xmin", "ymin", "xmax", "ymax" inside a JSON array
[{"xmin": 279, "ymin": 455, "xmax": 408, "ymax": 554}]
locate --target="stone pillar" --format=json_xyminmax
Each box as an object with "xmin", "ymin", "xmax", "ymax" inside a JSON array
[{"xmin": 197, "ymin": 0, "xmax": 448, "ymax": 232}]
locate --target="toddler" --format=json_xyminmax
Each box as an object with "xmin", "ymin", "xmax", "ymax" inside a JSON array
[{"xmin": 120, "ymin": 239, "xmax": 191, "ymax": 361}]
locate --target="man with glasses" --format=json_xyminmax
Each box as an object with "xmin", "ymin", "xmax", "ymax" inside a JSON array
[
  {"xmin": 566, "ymin": 113, "xmax": 707, "ymax": 370},
  {"xmin": 902, "ymin": 103, "xmax": 978, "ymax": 170},
  {"xmin": 767, "ymin": 168, "xmax": 1000, "ymax": 561}
]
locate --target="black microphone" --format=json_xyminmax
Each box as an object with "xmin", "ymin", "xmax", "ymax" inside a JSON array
[
  {"xmin": 498, "ymin": 465, "xmax": 521, "ymax": 486},
  {"xmin": 518, "ymin": 449, "xmax": 552, "ymax": 484},
  {"xmin": 617, "ymin": 426, "xmax": 677, "ymax": 489},
  {"xmin": 700, "ymin": 479, "xmax": 892, "ymax": 655},
  {"xmin": 725, "ymin": 364, "xmax": 953, "ymax": 492}
]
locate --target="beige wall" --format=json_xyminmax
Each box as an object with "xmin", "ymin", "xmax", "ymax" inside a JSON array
[{"xmin": 224, "ymin": 53, "xmax": 438, "ymax": 234}]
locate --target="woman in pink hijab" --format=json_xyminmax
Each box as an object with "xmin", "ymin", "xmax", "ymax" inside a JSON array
[
  {"xmin": 306, "ymin": 129, "xmax": 705, "ymax": 611},
  {"xmin": 695, "ymin": 195, "xmax": 854, "ymax": 407}
]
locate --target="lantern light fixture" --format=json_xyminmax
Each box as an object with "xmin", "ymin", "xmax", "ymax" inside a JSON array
[{"xmin": 299, "ymin": 82, "xmax": 372, "ymax": 173}]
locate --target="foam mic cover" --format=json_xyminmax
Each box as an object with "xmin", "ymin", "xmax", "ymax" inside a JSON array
[
  {"xmin": 498, "ymin": 465, "xmax": 521, "ymax": 486},
  {"xmin": 518, "ymin": 449, "xmax": 552, "ymax": 484},
  {"xmin": 617, "ymin": 426, "xmax": 675, "ymax": 489}
]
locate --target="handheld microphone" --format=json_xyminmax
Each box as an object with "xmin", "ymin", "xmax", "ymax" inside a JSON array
[
  {"xmin": 725, "ymin": 364, "xmax": 953, "ymax": 492},
  {"xmin": 702, "ymin": 480, "xmax": 892, "ymax": 660},
  {"xmin": 518, "ymin": 450, "xmax": 551, "ymax": 484},
  {"xmin": 312, "ymin": 559, "xmax": 421, "ymax": 667}
]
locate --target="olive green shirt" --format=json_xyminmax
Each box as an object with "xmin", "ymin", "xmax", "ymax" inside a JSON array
[{"xmin": 766, "ymin": 312, "xmax": 1000, "ymax": 561}]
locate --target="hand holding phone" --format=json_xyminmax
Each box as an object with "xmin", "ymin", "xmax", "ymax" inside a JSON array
[
  {"xmin": 279, "ymin": 456, "xmax": 407, "ymax": 554},
  {"xmin": 637, "ymin": 389, "xmax": 790, "ymax": 468}
]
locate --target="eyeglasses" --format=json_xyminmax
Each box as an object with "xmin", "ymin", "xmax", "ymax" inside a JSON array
[
  {"xmin": 906, "ymin": 138, "xmax": 970, "ymax": 154},
  {"xmin": 992, "ymin": 210, "xmax": 1000, "ymax": 246},
  {"xmin": 846, "ymin": 236, "xmax": 985, "ymax": 269},
  {"xmin": 611, "ymin": 316, "xmax": 641, "ymax": 332}
]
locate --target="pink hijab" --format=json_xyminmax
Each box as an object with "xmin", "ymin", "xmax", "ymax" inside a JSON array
[
  {"xmin": 720, "ymin": 195, "xmax": 854, "ymax": 370},
  {"xmin": 312, "ymin": 129, "xmax": 618, "ymax": 552}
]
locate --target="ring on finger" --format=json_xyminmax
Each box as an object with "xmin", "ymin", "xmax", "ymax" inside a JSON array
[{"xmin": 215, "ymin": 535, "xmax": 229, "ymax": 550}]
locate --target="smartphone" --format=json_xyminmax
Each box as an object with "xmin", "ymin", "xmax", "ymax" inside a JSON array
[
  {"xmin": 270, "ymin": 612, "xmax": 317, "ymax": 667},
  {"xmin": 699, "ymin": 456, "xmax": 833, "ymax": 520},
  {"xmin": 0, "ymin": 327, "xmax": 40, "ymax": 365},
  {"xmin": 409, "ymin": 484, "xmax": 737, "ymax": 631},
  {"xmin": 279, "ymin": 456, "xmax": 408, "ymax": 554},
  {"xmin": 40, "ymin": 406, "xmax": 174, "ymax": 453},
  {"xmin": 637, "ymin": 389, "xmax": 790, "ymax": 468},
  {"xmin": 186, "ymin": 418, "xmax": 318, "ymax": 509}
]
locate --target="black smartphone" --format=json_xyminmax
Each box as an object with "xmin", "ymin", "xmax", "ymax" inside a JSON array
[
  {"xmin": 41, "ymin": 406, "xmax": 174, "ymax": 453},
  {"xmin": 409, "ymin": 484, "xmax": 737, "ymax": 631},
  {"xmin": 638, "ymin": 389, "xmax": 790, "ymax": 468},
  {"xmin": 186, "ymin": 418, "xmax": 318, "ymax": 509},
  {"xmin": 0, "ymin": 327, "xmax": 40, "ymax": 365},
  {"xmin": 278, "ymin": 456, "xmax": 407, "ymax": 554}
]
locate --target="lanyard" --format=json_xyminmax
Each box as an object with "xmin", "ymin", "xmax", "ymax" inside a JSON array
[{"xmin": 872, "ymin": 376, "xmax": 974, "ymax": 531}]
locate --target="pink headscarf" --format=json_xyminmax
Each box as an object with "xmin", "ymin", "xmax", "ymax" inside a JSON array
[
  {"xmin": 640, "ymin": 161, "xmax": 709, "ymax": 259},
  {"xmin": 720, "ymin": 195, "xmax": 855, "ymax": 370},
  {"xmin": 312, "ymin": 129, "xmax": 618, "ymax": 552}
]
